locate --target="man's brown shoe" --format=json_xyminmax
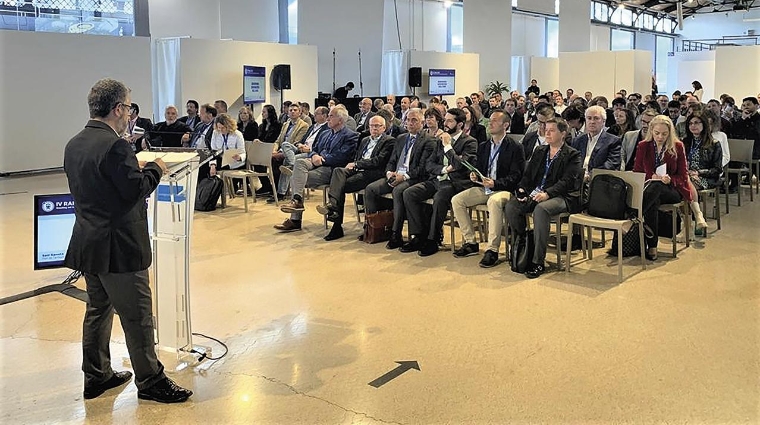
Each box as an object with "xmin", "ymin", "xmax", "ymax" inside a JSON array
[
  {"xmin": 274, "ymin": 219, "xmax": 302, "ymax": 232},
  {"xmin": 280, "ymin": 198, "xmax": 305, "ymax": 213}
]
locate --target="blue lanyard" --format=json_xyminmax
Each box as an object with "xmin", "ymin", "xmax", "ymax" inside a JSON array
[
  {"xmin": 222, "ymin": 133, "xmax": 229, "ymax": 150},
  {"xmin": 654, "ymin": 142, "xmax": 666, "ymax": 168},
  {"xmin": 362, "ymin": 137, "xmax": 377, "ymax": 158},
  {"xmin": 488, "ymin": 138, "xmax": 504, "ymax": 175},
  {"xmin": 539, "ymin": 148, "xmax": 560, "ymax": 190}
]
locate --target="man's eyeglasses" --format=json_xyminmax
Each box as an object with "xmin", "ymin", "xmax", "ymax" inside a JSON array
[{"xmin": 115, "ymin": 102, "xmax": 133, "ymax": 111}]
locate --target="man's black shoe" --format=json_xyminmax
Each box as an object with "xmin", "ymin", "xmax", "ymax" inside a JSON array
[
  {"xmin": 479, "ymin": 250, "xmax": 499, "ymax": 268},
  {"xmin": 317, "ymin": 204, "xmax": 341, "ymax": 222},
  {"xmin": 417, "ymin": 239, "xmax": 439, "ymax": 257},
  {"xmin": 452, "ymin": 242, "xmax": 479, "ymax": 258},
  {"xmin": 83, "ymin": 370, "xmax": 133, "ymax": 400},
  {"xmin": 324, "ymin": 225, "xmax": 344, "ymax": 241},
  {"xmin": 386, "ymin": 233, "xmax": 403, "ymax": 249},
  {"xmin": 525, "ymin": 263, "xmax": 545, "ymax": 279},
  {"xmin": 137, "ymin": 377, "xmax": 193, "ymax": 404},
  {"xmin": 399, "ymin": 236, "xmax": 423, "ymax": 253}
]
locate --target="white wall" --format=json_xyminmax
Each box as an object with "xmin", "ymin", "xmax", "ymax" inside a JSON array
[
  {"xmin": 530, "ymin": 57, "xmax": 559, "ymax": 93},
  {"xmin": 0, "ymin": 31, "xmax": 153, "ymax": 173},
  {"xmin": 299, "ymin": 0, "xmax": 385, "ymax": 96},
  {"xmin": 616, "ymin": 50, "xmax": 653, "ymax": 96},
  {"xmin": 666, "ymin": 50, "xmax": 716, "ymax": 100},
  {"xmin": 512, "ymin": 13, "xmax": 546, "ymax": 57},
  {"xmin": 714, "ymin": 45, "xmax": 760, "ymax": 101},
  {"xmin": 636, "ymin": 32, "xmax": 656, "ymax": 70},
  {"xmin": 559, "ymin": 51, "xmax": 616, "ymax": 98},
  {"xmin": 558, "ymin": 0, "xmax": 590, "ymax": 53},
  {"xmin": 220, "ymin": 0, "xmax": 279, "ymax": 43},
  {"xmin": 148, "ymin": 0, "xmax": 221, "ymax": 40},
  {"xmin": 465, "ymin": 0, "xmax": 511, "ymax": 90},
  {"xmin": 677, "ymin": 9, "xmax": 760, "ymax": 40},
  {"xmin": 409, "ymin": 51, "xmax": 480, "ymax": 103},
  {"xmin": 590, "ymin": 24, "xmax": 609, "ymax": 51},
  {"xmin": 177, "ymin": 38, "xmax": 318, "ymax": 121}
]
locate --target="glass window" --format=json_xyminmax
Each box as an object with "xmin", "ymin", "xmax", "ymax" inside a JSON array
[
  {"xmin": 0, "ymin": 0, "xmax": 136, "ymax": 36},
  {"xmin": 655, "ymin": 35, "xmax": 673, "ymax": 95},
  {"xmin": 643, "ymin": 14, "xmax": 654, "ymax": 30},
  {"xmin": 610, "ymin": 5, "xmax": 622, "ymax": 25},
  {"xmin": 611, "ymin": 28, "xmax": 634, "ymax": 50},
  {"xmin": 546, "ymin": 18, "xmax": 558, "ymax": 58},
  {"xmin": 448, "ymin": 3, "xmax": 463, "ymax": 53},
  {"xmin": 594, "ymin": 3, "xmax": 608, "ymax": 22},
  {"xmin": 512, "ymin": 0, "xmax": 518, "ymax": 7},
  {"xmin": 620, "ymin": 7, "xmax": 633, "ymax": 26},
  {"xmin": 287, "ymin": 0, "xmax": 297, "ymax": 44}
]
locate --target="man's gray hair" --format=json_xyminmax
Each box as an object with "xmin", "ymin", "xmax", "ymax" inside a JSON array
[
  {"xmin": 585, "ymin": 105, "xmax": 606, "ymax": 118},
  {"xmin": 332, "ymin": 105, "xmax": 349, "ymax": 123},
  {"xmin": 88, "ymin": 78, "xmax": 130, "ymax": 119},
  {"xmin": 165, "ymin": 105, "xmax": 178, "ymax": 113}
]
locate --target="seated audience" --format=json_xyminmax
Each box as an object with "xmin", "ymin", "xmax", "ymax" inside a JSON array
[
  {"xmin": 402, "ymin": 108, "xmax": 478, "ymax": 256},
  {"xmin": 703, "ymin": 109, "xmax": 730, "ymax": 168},
  {"xmin": 521, "ymin": 104, "xmax": 555, "ymax": 160},
  {"xmin": 572, "ymin": 105, "xmax": 621, "ymax": 187},
  {"xmin": 608, "ymin": 107, "xmax": 636, "ymax": 137},
  {"xmin": 561, "ymin": 106, "xmax": 585, "ymax": 140},
  {"xmin": 364, "ymin": 109, "xmax": 434, "ymax": 249},
  {"xmin": 423, "ymin": 107, "xmax": 445, "ymax": 138},
  {"xmin": 633, "ymin": 115, "xmax": 691, "ymax": 261},
  {"xmin": 463, "ymin": 105, "xmax": 487, "ymax": 143},
  {"xmin": 354, "ymin": 98, "xmax": 375, "ymax": 133},
  {"xmin": 317, "ymin": 115, "xmax": 396, "ymax": 241},
  {"xmin": 149, "ymin": 105, "xmax": 191, "ymax": 148},
  {"xmin": 214, "ymin": 99, "xmax": 228, "ymax": 114},
  {"xmin": 683, "ymin": 110, "xmax": 722, "ymax": 231},
  {"xmin": 179, "ymin": 100, "xmax": 200, "ymax": 130},
  {"xmin": 209, "ymin": 113, "xmax": 248, "ymax": 192},
  {"xmin": 621, "ymin": 109, "xmax": 655, "ymax": 171},
  {"xmin": 451, "ymin": 110, "xmax": 526, "ymax": 267},
  {"xmin": 258, "ymin": 104, "xmax": 282, "ymax": 143},
  {"xmin": 504, "ymin": 118, "xmax": 582, "ymax": 279},
  {"xmin": 504, "ymin": 98, "xmax": 526, "ymax": 134},
  {"xmin": 273, "ymin": 103, "xmax": 310, "ymax": 197},
  {"xmin": 706, "ymin": 99, "xmax": 732, "ymax": 136},
  {"xmin": 237, "ymin": 106, "xmax": 259, "ymax": 141},
  {"xmin": 275, "ymin": 107, "xmax": 359, "ymax": 232},
  {"xmin": 125, "ymin": 103, "xmax": 153, "ymax": 153}
]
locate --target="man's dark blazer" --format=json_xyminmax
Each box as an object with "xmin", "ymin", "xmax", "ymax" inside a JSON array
[
  {"xmin": 63, "ymin": 120, "xmax": 163, "ymax": 274},
  {"xmin": 571, "ymin": 130, "xmax": 622, "ymax": 172},
  {"xmin": 517, "ymin": 142, "xmax": 583, "ymax": 213},
  {"xmin": 386, "ymin": 124, "xmax": 403, "ymax": 138},
  {"xmin": 521, "ymin": 131, "xmax": 541, "ymax": 161},
  {"xmin": 474, "ymin": 137, "xmax": 526, "ymax": 193},
  {"xmin": 179, "ymin": 114, "xmax": 200, "ymax": 130},
  {"xmin": 354, "ymin": 111, "xmax": 376, "ymax": 132},
  {"xmin": 309, "ymin": 125, "xmax": 359, "ymax": 167},
  {"xmin": 298, "ymin": 122, "xmax": 330, "ymax": 146},
  {"xmin": 354, "ymin": 134, "xmax": 395, "ymax": 171},
  {"xmin": 425, "ymin": 133, "xmax": 478, "ymax": 191},
  {"xmin": 509, "ymin": 111, "xmax": 526, "ymax": 135},
  {"xmin": 469, "ymin": 123, "xmax": 488, "ymax": 143},
  {"xmin": 385, "ymin": 132, "xmax": 435, "ymax": 184}
]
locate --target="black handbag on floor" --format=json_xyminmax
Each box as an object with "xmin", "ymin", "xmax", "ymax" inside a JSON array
[
  {"xmin": 195, "ymin": 177, "xmax": 223, "ymax": 211},
  {"xmin": 510, "ymin": 230, "xmax": 535, "ymax": 273},
  {"xmin": 609, "ymin": 222, "xmax": 642, "ymax": 257}
]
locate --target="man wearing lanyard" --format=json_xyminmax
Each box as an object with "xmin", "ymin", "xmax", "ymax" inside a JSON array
[
  {"xmin": 273, "ymin": 103, "xmax": 309, "ymax": 197},
  {"xmin": 402, "ymin": 108, "xmax": 478, "ymax": 257},
  {"xmin": 504, "ymin": 118, "xmax": 582, "ymax": 279},
  {"xmin": 317, "ymin": 115, "xmax": 395, "ymax": 241},
  {"xmin": 450, "ymin": 110, "xmax": 526, "ymax": 267},
  {"xmin": 364, "ymin": 109, "xmax": 434, "ymax": 249}
]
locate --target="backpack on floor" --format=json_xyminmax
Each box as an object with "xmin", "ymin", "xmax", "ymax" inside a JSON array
[{"xmin": 195, "ymin": 177, "xmax": 224, "ymax": 211}]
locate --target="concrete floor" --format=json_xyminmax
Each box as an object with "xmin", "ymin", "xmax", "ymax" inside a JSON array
[{"xmin": 1, "ymin": 172, "xmax": 758, "ymax": 424}]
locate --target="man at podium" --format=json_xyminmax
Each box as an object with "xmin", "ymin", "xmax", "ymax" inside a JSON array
[{"xmin": 63, "ymin": 78, "xmax": 193, "ymax": 404}]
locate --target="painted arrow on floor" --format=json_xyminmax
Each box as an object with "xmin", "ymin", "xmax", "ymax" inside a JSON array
[{"xmin": 368, "ymin": 361, "xmax": 420, "ymax": 388}]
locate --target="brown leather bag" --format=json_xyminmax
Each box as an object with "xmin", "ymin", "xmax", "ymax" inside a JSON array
[{"xmin": 363, "ymin": 210, "xmax": 394, "ymax": 244}]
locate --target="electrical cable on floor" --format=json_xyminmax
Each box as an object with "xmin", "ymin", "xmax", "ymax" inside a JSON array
[
  {"xmin": 62, "ymin": 270, "xmax": 82, "ymax": 285},
  {"xmin": 190, "ymin": 332, "xmax": 229, "ymax": 361}
]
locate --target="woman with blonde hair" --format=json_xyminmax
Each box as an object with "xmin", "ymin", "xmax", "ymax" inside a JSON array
[
  {"xmin": 237, "ymin": 106, "xmax": 259, "ymax": 141},
  {"xmin": 633, "ymin": 115, "xmax": 691, "ymax": 260}
]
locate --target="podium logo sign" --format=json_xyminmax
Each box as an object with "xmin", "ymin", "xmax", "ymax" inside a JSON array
[{"xmin": 157, "ymin": 184, "xmax": 186, "ymax": 203}]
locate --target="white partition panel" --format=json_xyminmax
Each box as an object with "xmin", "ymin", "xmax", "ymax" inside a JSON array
[
  {"xmin": 715, "ymin": 46, "xmax": 760, "ymax": 102},
  {"xmin": 559, "ymin": 51, "xmax": 616, "ymax": 97},
  {"xmin": 176, "ymin": 39, "xmax": 318, "ymax": 121},
  {"xmin": 666, "ymin": 50, "xmax": 715, "ymax": 98},
  {"xmin": 0, "ymin": 31, "xmax": 152, "ymax": 174},
  {"xmin": 530, "ymin": 57, "xmax": 559, "ymax": 93},
  {"xmin": 614, "ymin": 50, "xmax": 653, "ymax": 97},
  {"xmin": 408, "ymin": 51, "xmax": 480, "ymax": 102}
]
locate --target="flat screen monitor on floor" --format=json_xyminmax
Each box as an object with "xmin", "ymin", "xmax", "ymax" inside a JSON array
[
  {"xmin": 34, "ymin": 194, "xmax": 76, "ymax": 270},
  {"xmin": 428, "ymin": 69, "xmax": 456, "ymax": 96}
]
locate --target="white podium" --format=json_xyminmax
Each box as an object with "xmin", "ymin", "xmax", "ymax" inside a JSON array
[{"xmin": 137, "ymin": 150, "xmax": 208, "ymax": 369}]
